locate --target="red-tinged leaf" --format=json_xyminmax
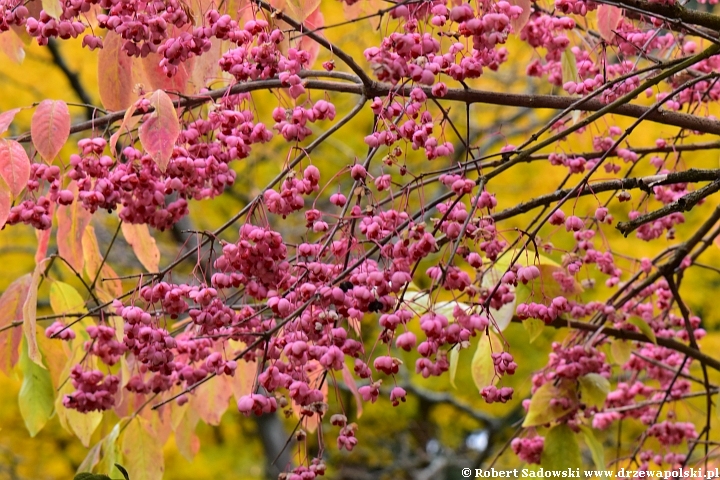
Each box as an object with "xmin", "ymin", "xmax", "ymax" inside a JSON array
[
  {"xmin": 0, "ymin": 176, "xmax": 10, "ymax": 228},
  {"xmin": 342, "ymin": 0, "xmax": 383, "ymax": 29},
  {"xmin": 230, "ymin": 348, "xmax": 256, "ymax": 400},
  {"xmin": 139, "ymin": 52, "xmax": 192, "ymax": 94},
  {"xmin": 109, "ymin": 100, "xmax": 142, "ymax": 156},
  {"xmin": 298, "ymin": 7, "xmax": 323, "ymax": 66},
  {"xmin": 138, "ymin": 90, "xmax": 180, "ymax": 172},
  {"xmin": 191, "ymin": 374, "xmax": 233, "ymax": 426},
  {"xmin": 271, "ymin": 0, "xmax": 320, "ymax": 22},
  {"xmin": 0, "ymin": 29, "xmax": 25, "ymax": 63},
  {"xmin": 31, "ymin": 99, "xmax": 71, "ymax": 162},
  {"xmin": 0, "ymin": 108, "xmax": 20, "ymax": 135},
  {"xmin": 0, "ymin": 139, "xmax": 30, "ymax": 198},
  {"xmin": 23, "ymin": 258, "xmax": 51, "ymax": 368},
  {"xmin": 292, "ymin": 360, "xmax": 327, "ymax": 433},
  {"xmin": 121, "ymin": 222, "xmax": 160, "ymax": 272},
  {"xmin": 34, "ymin": 203, "xmax": 54, "ymax": 263},
  {"xmin": 57, "ymin": 184, "xmax": 92, "ymax": 273},
  {"xmin": 341, "ymin": 363, "xmax": 363, "ymax": 418},
  {"xmin": 98, "ymin": 32, "xmax": 134, "ymax": 111},
  {"xmin": 597, "ymin": 4, "xmax": 621, "ymax": 42},
  {"xmin": 121, "ymin": 417, "xmax": 165, "ymax": 480},
  {"xmin": 41, "ymin": 0, "xmax": 63, "ymax": 19},
  {"xmin": 189, "ymin": 38, "xmax": 222, "ymax": 93},
  {"xmin": 510, "ymin": 0, "xmax": 532, "ymax": 34},
  {"xmin": 0, "ymin": 274, "xmax": 31, "ymax": 375}
]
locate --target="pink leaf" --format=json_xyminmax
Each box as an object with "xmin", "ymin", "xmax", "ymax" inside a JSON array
[
  {"xmin": 98, "ymin": 31, "xmax": 134, "ymax": 111},
  {"xmin": 597, "ymin": 4, "xmax": 621, "ymax": 42},
  {"xmin": 510, "ymin": 0, "xmax": 532, "ymax": 34},
  {"xmin": 299, "ymin": 7, "xmax": 323, "ymax": 66},
  {"xmin": 138, "ymin": 90, "xmax": 180, "ymax": 172},
  {"xmin": 0, "ymin": 108, "xmax": 21, "ymax": 135},
  {"xmin": 0, "ymin": 139, "xmax": 31, "ymax": 198},
  {"xmin": 56, "ymin": 182, "xmax": 92, "ymax": 273},
  {"xmin": 31, "ymin": 99, "xmax": 70, "ymax": 162}
]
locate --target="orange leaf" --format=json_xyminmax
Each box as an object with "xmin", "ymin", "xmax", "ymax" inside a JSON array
[
  {"xmin": 98, "ymin": 32, "xmax": 134, "ymax": 111},
  {"xmin": 82, "ymin": 224, "xmax": 122, "ymax": 301},
  {"xmin": 31, "ymin": 99, "xmax": 71, "ymax": 162},
  {"xmin": 597, "ymin": 4, "xmax": 621, "ymax": 42},
  {"xmin": 191, "ymin": 374, "xmax": 234, "ymax": 425},
  {"xmin": 0, "ymin": 273, "xmax": 31, "ymax": 375},
  {"xmin": 57, "ymin": 183, "xmax": 92, "ymax": 273},
  {"xmin": 138, "ymin": 89, "xmax": 180, "ymax": 172},
  {"xmin": 0, "ymin": 108, "xmax": 20, "ymax": 135},
  {"xmin": 0, "ymin": 29, "xmax": 25, "ymax": 64},
  {"xmin": 0, "ymin": 138, "xmax": 30, "ymax": 197},
  {"xmin": 23, "ymin": 258, "xmax": 51, "ymax": 368},
  {"xmin": 121, "ymin": 222, "xmax": 160, "ymax": 272}
]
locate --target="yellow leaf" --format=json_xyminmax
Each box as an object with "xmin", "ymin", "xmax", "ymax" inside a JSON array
[
  {"xmin": 523, "ymin": 318, "xmax": 545, "ymax": 343},
  {"xmin": 628, "ymin": 316, "xmax": 657, "ymax": 344},
  {"xmin": 449, "ymin": 344, "xmax": 460, "ymax": 389},
  {"xmin": 541, "ymin": 424, "xmax": 582, "ymax": 470},
  {"xmin": 522, "ymin": 380, "xmax": 577, "ymax": 427},
  {"xmin": 610, "ymin": 340, "xmax": 632, "ymax": 365},
  {"xmin": 578, "ymin": 373, "xmax": 610, "ymax": 409},
  {"xmin": 470, "ymin": 331, "xmax": 503, "ymax": 390},
  {"xmin": 121, "ymin": 417, "xmax": 165, "ymax": 480},
  {"xmin": 41, "ymin": 0, "xmax": 63, "ymax": 19}
]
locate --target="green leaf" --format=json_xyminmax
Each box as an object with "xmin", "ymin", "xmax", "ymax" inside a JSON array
[
  {"xmin": 73, "ymin": 474, "xmax": 111, "ymax": 480},
  {"xmin": 115, "ymin": 464, "xmax": 130, "ymax": 480},
  {"xmin": 18, "ymin": 338, "xmax": 54, "ymax": 437},
  {"xmin": 522, "ymin": 380, "xmax": 577, "ymax": 427},
  {"xmin": 610, "ymin": 340, "xmax": 632, "ymax": 365},
  {"xmin": 449, "ymin": 344, "xmax": 460, "ymax": 389},
  {"xmin": 561, "ymin": 49, "xmax": 578, "ymax": 85},
  {"xmin": 541, "ymin": 424, "xmax": 582, "ymax": 470},
  {"xmin": 579, "ymin": 425, "xmax": 606, "ymax": 470},
  {"xmin": 523, "ymin": 318, "xmax": 545, "ymax": 343},
  {"xmin": 627, "ymin": 317, "xmax": 657, "ymax": 344},
  {"xmin": 470, "ymin": 331, "xmax": 503, "ymax": 390},
  {"xmin": 578, "ymin": 373, "xmax": 610, "ymax": 409},
  {"xmin": 97, "ymin": 423, "xmax": 122, "ymax": 476}
]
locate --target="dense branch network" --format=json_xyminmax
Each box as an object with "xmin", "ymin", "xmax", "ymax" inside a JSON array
[{"xmin": 3, "ymin": 0, "xmax": 720, "ymax": 475}]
